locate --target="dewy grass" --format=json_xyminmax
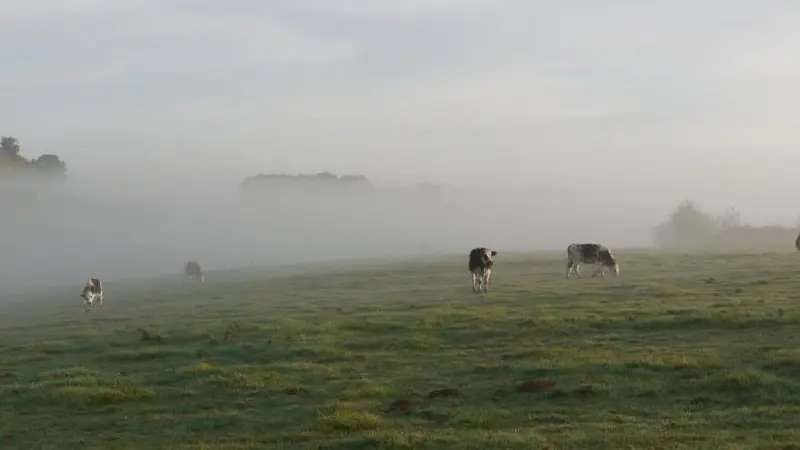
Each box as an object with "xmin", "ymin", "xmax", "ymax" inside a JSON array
[{"xmin": 1, "ymin": 251, "xmax": 800, "ymax": 449}]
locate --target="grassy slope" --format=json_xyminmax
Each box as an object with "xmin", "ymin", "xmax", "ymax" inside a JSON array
[{"xmin": 2, "ymin": 251, "xmax": 800, "ymax": 449}]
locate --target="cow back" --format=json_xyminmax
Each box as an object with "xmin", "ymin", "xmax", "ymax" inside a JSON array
[
  {"xmin": 82, "ymin": 277, "xmax": 102, "ymax": 295},
  {"xmin": 568, "ymin": 243, "xmax": 606, "ymax": 263},
  {"xmin": 579, "ymin": 244, "xmax": 601, "ymax": 260}
]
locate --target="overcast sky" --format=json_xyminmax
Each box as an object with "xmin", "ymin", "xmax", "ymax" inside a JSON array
[{"xmin": 2, "ymin": 1, "xmax": 800, "ymax": 221}]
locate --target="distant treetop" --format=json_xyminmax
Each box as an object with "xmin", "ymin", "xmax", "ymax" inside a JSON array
[
  {"xmin": 0, "ymin": 136, "xmax": 67, "ymax": 181},
  {"xmin": 241, "ymin": 172, "xmax": 374, "ymax": 192}
]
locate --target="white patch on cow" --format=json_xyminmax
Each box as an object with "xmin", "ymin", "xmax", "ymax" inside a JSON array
[
  {"xmin": 80, "ymin": 277, "xmax": 104, "ymax": 312},
  {"xmin": 472, "ymin": 268, "xmax": 492, "ymax": 293}
]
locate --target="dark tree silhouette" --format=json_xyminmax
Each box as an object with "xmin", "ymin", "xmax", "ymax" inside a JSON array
[
  {"xmin": 241, "ymin": 172, "xmax": 374, "ymax": 192},
  {"xmin": 1, "ymin": 136, "xmax": 21, "ymax": 156},
  {"xmin": 0, "ymin": 136, "xmax": 68, "ymax": 183},
  {"xmin": 32, "ymin": 154, "xmax": 67, "ymax": 174}
]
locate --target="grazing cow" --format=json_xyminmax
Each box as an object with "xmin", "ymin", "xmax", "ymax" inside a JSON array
[
  {"xmin": 468, "ymin": 247, "xmax": 498, "ymax": 293},
  {"xmin": 80, "ymin": 277, "xmax": 103, "ymax": 312},
  {"xmin": 566, "ymin": 243, "xmax": 619, "ymax": 279},
  {"xmin": 795, "ymin": 232, "xmax": 800, "ymax": 252},
  {"xmin": 184, "ymin": 261, "xmax": 205, "ymax": 283}
]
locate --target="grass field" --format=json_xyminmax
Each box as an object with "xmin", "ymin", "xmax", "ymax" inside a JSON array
[{"xmin": 2, "ymin": 251, "xmax": 800, "ymax": 449}]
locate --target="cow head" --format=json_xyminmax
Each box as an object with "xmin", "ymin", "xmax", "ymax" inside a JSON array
[
  {"xmin": 598, "ymin": 250, "xmax": 619, "ymax": 276},
  {"xmin": 80, "ymin": 283, "xmax": 96, "ymax": 304},
  {"xmin": 80, "ymin": 278, "xmax": 92, "ymax": 296}
]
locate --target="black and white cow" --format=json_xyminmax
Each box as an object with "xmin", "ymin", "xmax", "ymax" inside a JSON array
[
  {"xmin": 566, "ymin": 243, "xmax": 619, "ymax": 279},
  {"xmin": 184, "ymin": 261, "xmax": 205, "ymax": 283},
  {"xmin": 468, "ymin": 247, "xmax": 498, "ymax": 293},
  {"xmin": 80, "ymin": 277, "xmax": 104, "ymax": 312}
]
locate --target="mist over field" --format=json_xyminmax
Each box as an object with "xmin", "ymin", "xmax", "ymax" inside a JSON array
[
  {"xmin": 2, "ymin": 168, "xmax": 799, "ymax": 296},
  {"xmin": 0, "ymin": 175, "xmax": 654, "ymax": 294},
  {"xmin": 3, "ymin": 1, "xmax": 800, "ymax": 294}
]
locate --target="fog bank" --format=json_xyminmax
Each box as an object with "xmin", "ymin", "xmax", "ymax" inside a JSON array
[{"xmin": 0, "ymin": 176, "xmax": 669, "ymax": 294}]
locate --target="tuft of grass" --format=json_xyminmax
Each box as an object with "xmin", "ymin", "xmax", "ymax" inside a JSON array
[
  {"xmin": 713, "ymin": 369, "xmax": 779, "ymax": 393},
  {"xmin": 207, "ymin": 369, "xmax": 282, "ymax": 390},
  {"xmin": 53, "ymin": 383, "xmax": 156, "ymax": 406},
  {"xmin": 317, "ymin": 409, "xmax": 385, "ymax": 432},
  {"xmin": 184, "ymin": 362, "xmax": 219, "ymax": 374}
]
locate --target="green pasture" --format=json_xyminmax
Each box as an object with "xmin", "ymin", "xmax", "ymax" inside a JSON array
[{"xmin": 2, "ymin": 251, "xmax": 800, "ymax": 449}]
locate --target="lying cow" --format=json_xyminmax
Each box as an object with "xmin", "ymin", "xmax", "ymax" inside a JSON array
[
  {"xmin": 469, "ymin": 247, "xmax": 498, "ymax": 293},
  {"xmin": 566, "ymin": 243, "xmax": 619, "ymax": 279},
  {"xmin": 80, "ymin": 277, "xmax": 104, "ymax": 312},
  {"xmin": 184, "ymin": 261, "xmax": 206, "ymax": 283}
]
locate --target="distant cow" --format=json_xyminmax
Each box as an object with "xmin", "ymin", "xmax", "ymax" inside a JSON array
[
  {"xmin": 469, "ymin": 247, "xmax": 498, "ymax": 293},
  {"xmin": 795, "ymin": 232, "xmax": 800, "ymax": 252},
  {"xmin": 566, "ymin": 243, "xmax": 619, "ymax": 279},
  {"xmin": 80, "ymin": 277, "xmax": 104, "ymax": 312},
  {"xmin": 184, "ymin": 261, "xmax": 205, "ymax": 282}
]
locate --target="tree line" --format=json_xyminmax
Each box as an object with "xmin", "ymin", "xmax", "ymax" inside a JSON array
[
  {"xmin": 5, "ymin": 134, "xmax": 797, "ymax": 251},
  {"xmin": 651, "ymin": 200, "xmax": 799, "ymax": 251},
  {"xmin": 0, "ymin": 136, "xmax": 67, "ymax": 180},
  {"xmin": 240, "ymin": 171, "xmax": 373, "ymax": 192}
]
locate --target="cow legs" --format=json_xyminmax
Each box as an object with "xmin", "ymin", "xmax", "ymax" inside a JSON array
[
  {"xmin": 590, "ymin": 264, "xmax": 606, "ymax": 279},
  {"xmin": 569, "ymin": 262, "xmax": 581, "ymax": 278},
  {"xmin": 566, "ymin": 261, "xmax": 581, "ymax": 279},
  {"xmin": 472, "ymin": 270, "xmax": 492, "ymax": 293},
  {"xmin": 97, "ymin": 293, "xmax": 104, "ymax": 307}
]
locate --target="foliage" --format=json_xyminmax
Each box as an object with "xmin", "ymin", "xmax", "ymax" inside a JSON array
[
  {"xmin": 717, "ymin": 206, "xmax": 742, "ymax": 230},
  {"xmin": 1, "ymin": 136, "xmax": 21, "ymax": 156},
  {"xmin": 31, "ymin": 154, "xmax": 67, "ymax": 174},
  {"xmin": 0, "ymin": 135, "xmax": 67, "ymax": 181},
  {"xmin": 2, "ymin": 252, "xmax": 800, "ymax": 448},
  {"xmin": 241, "ymin": 172, "xmax": 373, "ymax": 192},
  {"xmin": 652, "ymin": 200, "xmax": 798, "ymax": 251}
]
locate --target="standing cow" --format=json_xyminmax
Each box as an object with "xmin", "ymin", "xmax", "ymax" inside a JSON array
[
  {"xmin": 80, "ymin": 277, "xmax": 104, "ymax": 312},
  {"xmin": 795, "ymin": 232, "xmax": 800, "ymax": 252},
  {"xmin": 566, "ymin": 243, "xmax": 619, "ymax": 279},
  {"xmin": 469, "ymin": 247, "xmax": 498, "ymax": 293},
  {"xmin": 184, "ymin": 261, "xmax": 206, "ymax": 283}
]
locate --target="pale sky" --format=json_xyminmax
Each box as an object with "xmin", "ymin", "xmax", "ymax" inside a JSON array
[{"xmin": 2, "ymin": 1, "xmax": 800, "ymax": 206}]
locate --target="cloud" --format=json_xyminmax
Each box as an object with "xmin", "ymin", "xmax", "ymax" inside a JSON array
[{"xmin": 0, "ymin": 0, "xmax": 360, "ymax": 90}]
